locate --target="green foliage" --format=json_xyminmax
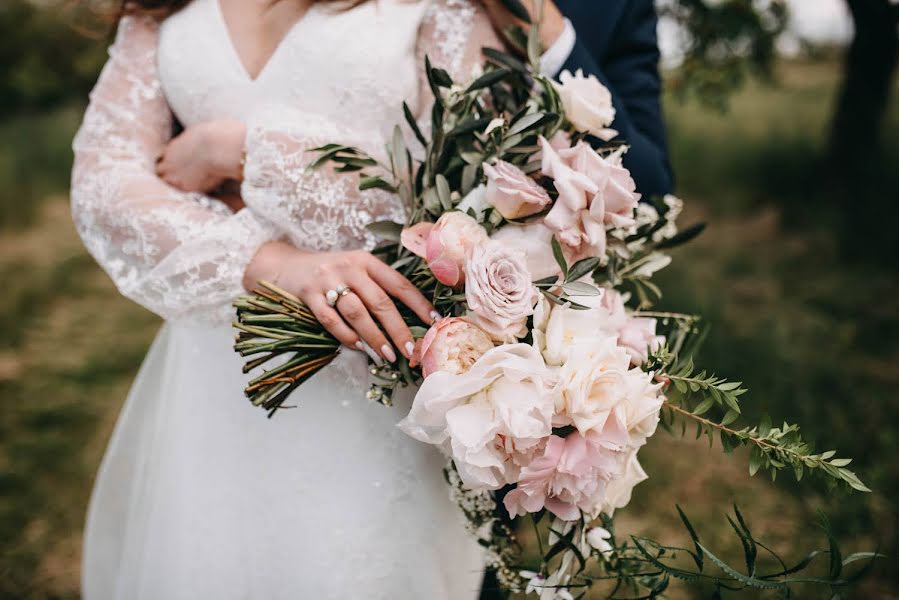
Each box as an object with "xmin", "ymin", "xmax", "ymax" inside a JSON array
[
  {"xmin": 661, "ymin": 0, "xmax": 788, "ymax": 110},
  {"xmin": 658, "ymin": 354, "xmax": 870, "ymax": 493},
  {"xmin": 624, "ymin": 506, "xmax": 885, "ymax": 597},
  {"xmin": 519, "ymin": 506, "xmax": 883, "ymax": 598},
  {"xmin": 0, "ymin": 0, "xmax": 107, "ymax": 115}
]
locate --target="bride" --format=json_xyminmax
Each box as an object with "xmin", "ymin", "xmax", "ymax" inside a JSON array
[{"xmin": 71, "ymin": 0, "xmax": 579, "ymax": 597}]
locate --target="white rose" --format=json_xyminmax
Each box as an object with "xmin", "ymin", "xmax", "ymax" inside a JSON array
[
  {"xmin": 556, "ymin": 69, "xmax": 617, "ymax": 141},
  {"xmin": 398, "ymin": 344, "xmax": 557, "ymax": 490},
  {"xmin": 540, "ymin": 288, "xmax": 624, "ymax": 366},
  {"xmin": 554, "ymin": 336, "xmax": 635, "ymax": 435},
  {"xmin": 619, "ymin": 371, "xmax": 664, "ymax": 448},
  {"xmin": 465, "ymin": 240, "xmax": 540, "ymax": 343}
]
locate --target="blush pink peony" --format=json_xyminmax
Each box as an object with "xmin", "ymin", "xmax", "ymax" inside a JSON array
[
  {"xmin": 503, "ymin": 426, "xmax": 628, "ymax": 521},
  {"xmin": 400, "ymin": 212, "xmax": 488, "ymax": 288},
  {"xmin": 415, "ymin": 317, "xmax": 494, "ymax": 378}
]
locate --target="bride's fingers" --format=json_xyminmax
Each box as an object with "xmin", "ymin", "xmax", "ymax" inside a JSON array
[
  {"xmin": 349, "ymin": 274, "xmax": 415, "ymax": 360},
  {"xmin": 335, "ymin": 292, "xmax": 395, "ymax": 363},
  {"xmin": 306, "ymin": 296, "xmax": 359, "ymax": 349},
  {"xmin": 365, "ymin": 257, "xmax": 438, "ymax": 325}
]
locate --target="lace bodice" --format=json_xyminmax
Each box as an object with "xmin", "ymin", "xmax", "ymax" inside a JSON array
[{"xmin": 72, "ymin": 0, "xmax": 499, "ymax": 322}]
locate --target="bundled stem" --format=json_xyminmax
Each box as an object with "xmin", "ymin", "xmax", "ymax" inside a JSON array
[{"xmin": 233, "ymin": 282, "xmax": 341, "ymax": 417}]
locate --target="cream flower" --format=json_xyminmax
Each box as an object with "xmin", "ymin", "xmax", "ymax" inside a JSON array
[
  {"xmin": 586, "ymin": 527, "xmax": 614, "ymax": 555},
  {"xmin": 539, "ymin": 288, "xmax": 623, "ymax": 366},
  {"xmin": 554, "ymin": 336, "xmax": 636, "ymax": 435},
  {"xmin": 489, "ymin": 220, "xmax": 578, "ymax": 281},
  {"xmin": 556, "ymin": 69, "xmax": 617, "ymax": 141},
  {"xmin": 399, "ymin": 344, "xmax": 557, "ymax": 490}
]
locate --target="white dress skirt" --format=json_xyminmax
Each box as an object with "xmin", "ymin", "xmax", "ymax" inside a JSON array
[
  {"xmin": 70, "ymin": 0, "xmax": 503, "ymax": 597},
  {"xmin": 83, "ymin": 323, "xmax": 484, "ymax": 599}
]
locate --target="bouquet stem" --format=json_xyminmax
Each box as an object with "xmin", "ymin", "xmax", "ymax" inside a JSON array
[{"xmin": 233, "ymin": 282, "xmax": 341, "ymax": 417}]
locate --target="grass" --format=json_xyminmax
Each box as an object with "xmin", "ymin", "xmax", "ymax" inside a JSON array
[
  {"xmin": 0, "ymin": 57, "xmax": 897, "ymax": 599},
  {"xmin": 0, "ymin": 105, "xmax": 84, "ymax": 230}
]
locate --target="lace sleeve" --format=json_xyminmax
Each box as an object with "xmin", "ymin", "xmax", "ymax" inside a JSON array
[
  {"xmin": 240, "ymin": 0, "xmax": 500, "ymax": 251},
  {"xmin": 241, "ymin": 105, "xmax": 406, "ymax": 252},
  {"xmin": 71, "ymin": 16, "xmax": 280, "ymax": 323}
]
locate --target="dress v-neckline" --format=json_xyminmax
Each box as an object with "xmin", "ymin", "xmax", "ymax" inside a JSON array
[{"xmin": 213, "ymin": 0, "xmax": 314, "ymax": 83}]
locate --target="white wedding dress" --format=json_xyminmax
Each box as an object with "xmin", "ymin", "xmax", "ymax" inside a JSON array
[{"xmin": 70, "ymin": 1, "xmax": 505, "ymax": 598}]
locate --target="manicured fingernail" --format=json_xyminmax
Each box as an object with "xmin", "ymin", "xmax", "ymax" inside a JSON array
[
  {"xmin": 381, "ymin": 344, "xmax": 397, "ymax": 363},
  {"xmin": 358, "ymin": 341, "xmax": 383, "ymax": 365},
  {"xmin": 404, "ymin": 341, "xmax": 415, "ymax": 358},
  {"xmin": 430, "ymin": 310, "xmax": 441, "ymax": 323}
]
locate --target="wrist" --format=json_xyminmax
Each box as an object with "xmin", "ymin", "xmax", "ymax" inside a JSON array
[
  {"xmin": 538, "ymin": 5, "xmax": 565, "ymax": 50},
  {"xmin": 243, "ymin": 241, "xmax": 298, "ymax": 292},
  {"xmin": 209, "ymin": 120, "xmax": 247, "ymax": 181}
]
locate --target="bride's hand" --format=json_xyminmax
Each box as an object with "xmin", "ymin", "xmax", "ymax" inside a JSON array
[
  {"xmin": 156, "ymin": 120, "xmax": 246, "ymax": 193},
  {"xmin": 244, "ymin": 241, "xmax": 439, "ymax": 363},
  {"xmin": 480, "ymin": 0, "xmax": 565, "ymax": 50}
]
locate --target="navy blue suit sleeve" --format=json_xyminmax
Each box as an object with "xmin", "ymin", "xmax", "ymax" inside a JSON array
[{"xmin": 560, "ymin": 0, "xmax": 673, "ymax": 195}]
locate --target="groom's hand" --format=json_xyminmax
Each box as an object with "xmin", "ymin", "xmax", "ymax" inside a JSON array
[{"xmin": 480, "ymin": 0, "xmax": 566, "ymax": 50}]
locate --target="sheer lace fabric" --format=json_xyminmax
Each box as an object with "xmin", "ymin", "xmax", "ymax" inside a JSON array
[{"xmin": 71, "ymin": 16, "xmax": 281, "ymax": 322}]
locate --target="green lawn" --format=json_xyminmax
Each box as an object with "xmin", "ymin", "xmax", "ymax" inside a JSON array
[{"xmin": 0, "ymin": 58, "xmax": 896, "ymax": 599}]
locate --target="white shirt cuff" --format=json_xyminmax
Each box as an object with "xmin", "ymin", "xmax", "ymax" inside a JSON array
[{"xmin": 539, "ymin": 18, "xmax": 577, "ymax": 77}]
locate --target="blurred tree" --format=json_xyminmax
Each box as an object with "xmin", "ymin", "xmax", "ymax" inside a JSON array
[
  {"xmin": 0, "ymin": 0, "xmax": 107, "ymax": 115},
  {"xmin": 830, "ymin": 0, "xmax": 898, "ymax": 169},
  {"xmin": 828, "ymin": 0, "xmax": 899, "ymax": 258},
  {"xmin": 662, "ymin": 0, "xmax": 898, "ymax": 256},
  {"xmin": 658, "ymin": 0, "xmax": 788, "ymax": 111}
]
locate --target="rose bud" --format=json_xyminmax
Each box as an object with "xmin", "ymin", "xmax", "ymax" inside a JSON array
[{"xmin": 401, "ymin": 212, "xmax": 488, "ymax": 288}]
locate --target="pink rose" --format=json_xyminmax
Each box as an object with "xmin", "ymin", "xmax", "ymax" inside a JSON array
[
  {"xmin": 415, "ymin": 317, "xmax": 494, "ymax": 378},
  {"xmin": 483, "ymin": 160, "xmax": 552, "ymax": 220},
  {"xmin": 560, "ymin": 143, "xmax": 639, "ymax": 231},
  {"xmin": 540, "ymin": 136, "xmax": 598, "ymax": 250},
  {"xmin": 401, "ymin": 212, "xmax": 488, "ymax": 288},
  {"xmin": 464, "ymin": 240, "xmax": 540, "ymax": 342},
  {"xmin": 504, "ymin": 427, "xmax": 627, "ymax": 521},
  {"xmin": 539, "ymin": 137, "xmax": 640, "ymax": 258}
]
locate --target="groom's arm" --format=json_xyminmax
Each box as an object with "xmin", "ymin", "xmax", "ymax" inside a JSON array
[{"xmin": 560, "ymin": 0, "xmax": 673, "ymax": 195}]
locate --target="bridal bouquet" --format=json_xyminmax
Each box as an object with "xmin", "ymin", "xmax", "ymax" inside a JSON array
[{"xmin": 233, "ymin": 6, "xmax": 879, "ymax": 597}]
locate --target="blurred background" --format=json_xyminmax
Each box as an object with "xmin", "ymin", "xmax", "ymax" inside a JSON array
[{"xmin": 0, "ymin": 0, "xmax": 896, "ymax": 597}]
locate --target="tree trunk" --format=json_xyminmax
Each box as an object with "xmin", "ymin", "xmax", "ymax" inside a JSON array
[
  {"xmin": 828, "ymin": 0, "xmax": 899, "ymax": 258},
  {"xmin": 830, "ymin": 0, "xmax": 898, "ymax": 168}
]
